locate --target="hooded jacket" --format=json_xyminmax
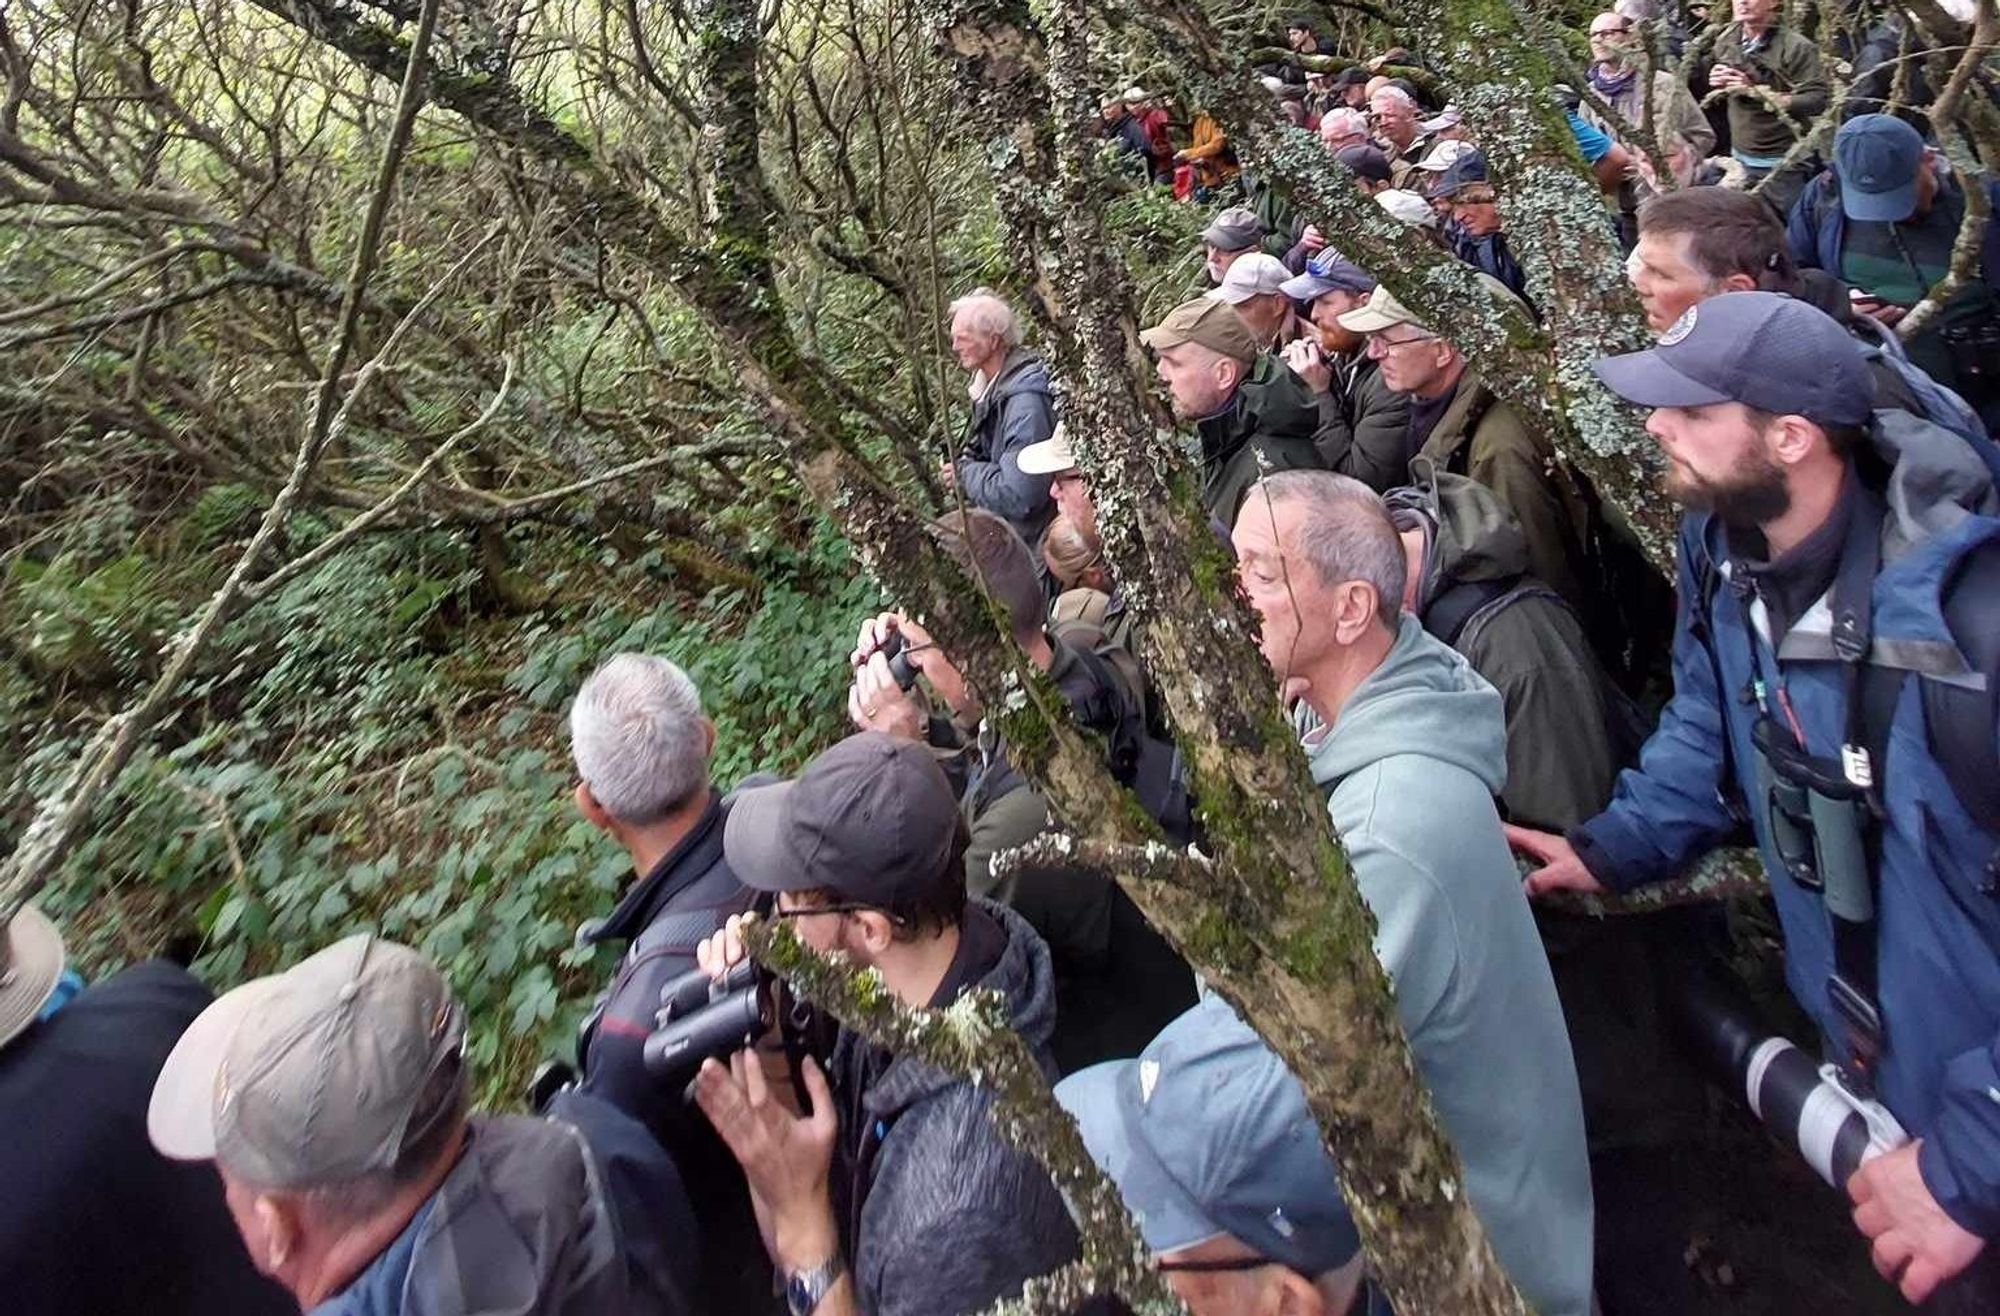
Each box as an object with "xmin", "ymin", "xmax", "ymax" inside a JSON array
[
  {"xmin": 959, "ymin": 348, "xmax": 1058, "ymax": 548},
  {"xmin": 1403, "ymin": 474, "xmax": 1704, "ymax": 1152},
  {"xmin": 1198, "ymin": 353, "xmax": 1324, "ymax": 521},
  {"xmin": 315, "ymin": 1110, "xmax": 694, "ymax": 1316},
  {"xmin": 831, "ymin": 901, "xmax": 1079, "ymax": 1316},
  {"xmin": 1573, "ymin": 412, "xmax": 2000, "ymax": 1237},
  {"xmin": 1414, "ymin": 368, "xmax": 1593, "ymax": 613},
  {"xmin": 1410, "ymin": 471, "xmax": 1629, "ymax": 831},
  {"xmin": 1299, "ymin": 619, "xmax": 1594, "ymax": 1315}
]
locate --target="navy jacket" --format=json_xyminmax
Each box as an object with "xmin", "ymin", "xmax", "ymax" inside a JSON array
[
  {"xmin": 958, "ymin": 349, "xmax": 1057, "ymax": 549},
  {"xmin": 1573, "ymin": 414, "xmax": 2000, "ymax": 1236},
  {"xmin": 1787, "ymin": 172, "xmax": 2000, "ymax": 296}
]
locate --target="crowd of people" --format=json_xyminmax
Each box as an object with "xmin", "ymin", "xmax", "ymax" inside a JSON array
[{"xmin": 5, "ymin": 3, "xmax": 2000, "ymax": 1315}]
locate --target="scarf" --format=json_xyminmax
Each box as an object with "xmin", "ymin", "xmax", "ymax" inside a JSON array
[{"xmin": 1588, "ymin": 62, "xmax": 1638, "ymax": 101}]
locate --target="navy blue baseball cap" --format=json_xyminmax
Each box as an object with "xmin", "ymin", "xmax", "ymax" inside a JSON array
[
  {"xmin": 1054, "ymin": 995, "xmax": 1360, "ymax": 1276},
  {"xmin": 1832, "ymin": 114, "xmax": 1926, "ymax": 223},
  {"xmin": 1593, "ymin": 291, "xmax": 1875, "ymax": 427},
  {"xmin": 1280, "ymin": 248, "xmax": 1378, "ymax": 302}
]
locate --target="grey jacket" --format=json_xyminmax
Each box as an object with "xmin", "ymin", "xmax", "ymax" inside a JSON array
[
  {"xmin": 833, "ymin": 901, "xmax": 1078, "ymax": 1316},
  {"xmin": 314, "ymin": 1111, "xmax": 693, "ymax": 1316},
  {"xmin": 959, "ymin": 349, "xmax": 1057, "ymax": 547}
]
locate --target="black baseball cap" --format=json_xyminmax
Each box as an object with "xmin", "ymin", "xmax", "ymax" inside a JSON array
[
  {"xmin": 724, "ymin": 732, "xmax": 960, "ymax": 906},
  {"xmin": 1593, "ymin": 291, "xmax": 1876, "ymax": 427}
]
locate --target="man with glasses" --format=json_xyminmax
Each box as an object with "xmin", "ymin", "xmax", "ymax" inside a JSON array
[
  {"xmin": 688, "ymin": 731, "xmax": 1081, "ymax": 1316},
  {"xmin": 1585, "ymin": 10, "xmax": 1713, "ymax": 189},
  {"xmin": 1337, "ymin": 282, "xmax": 1595, "ymax": 611},
  {"xmin": 1056, "ymin": 994, "xmax": 1371, "ymax": 1316}
]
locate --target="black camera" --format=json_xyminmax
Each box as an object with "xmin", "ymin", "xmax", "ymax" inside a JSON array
[
  {"xmin": 643, "ymin": 959, "xmax": 767, "ymax": 1083},
  {"xmin": 876, "ymin": 627, "xmax": 922, "ymax": 692}
]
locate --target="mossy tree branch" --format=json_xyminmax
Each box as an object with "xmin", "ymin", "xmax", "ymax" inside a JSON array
[{"xmin": 940, "ymin": 0, "xmax": 1530, "ymax": 1308}]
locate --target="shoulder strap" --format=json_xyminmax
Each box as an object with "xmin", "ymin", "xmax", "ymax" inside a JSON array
[{"xmin": 1422, "ymin": 575, "xmax": 1521, "ymax": 648}]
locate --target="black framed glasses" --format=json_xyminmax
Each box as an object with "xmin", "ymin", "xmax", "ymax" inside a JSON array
[{"xmin": 771, "ymin": 901, "xmax": 910, "ymax": 927}]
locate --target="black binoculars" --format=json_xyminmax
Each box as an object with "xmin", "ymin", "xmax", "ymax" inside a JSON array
[{"xmin": 642, "ymin": 959, "xmax": 768, "ymax": 1082}]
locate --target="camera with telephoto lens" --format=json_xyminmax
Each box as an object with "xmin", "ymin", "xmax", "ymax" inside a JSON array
[
  {"xmin": 875, "ymin": 626, "xmax": 922, "ymax": 692},
  {"xmin": 643, "ymin": 959, "xmax": 767, "ymax": 1083}
]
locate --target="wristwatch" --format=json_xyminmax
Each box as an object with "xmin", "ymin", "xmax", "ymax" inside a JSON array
[{"xmin": 784, "ymin": 1252, "xmax": 846, "ymax": 1316}]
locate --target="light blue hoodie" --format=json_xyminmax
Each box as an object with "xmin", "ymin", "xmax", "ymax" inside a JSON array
[{"xmin": 1300, "ymin": 616, "xmax": 1594, "ymax": 1315}]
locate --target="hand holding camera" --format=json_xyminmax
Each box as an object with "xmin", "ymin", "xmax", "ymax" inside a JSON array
[{"xmin": 849, "ymin": 612, "xmax": 976, "ymax": 731}]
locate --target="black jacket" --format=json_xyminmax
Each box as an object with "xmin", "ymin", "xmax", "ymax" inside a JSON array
[
  {"xmin": 576, "ymin": 793, "xmax": 771, "ymax": 1312},
  {"xmin": 0, "ymin": 961, "xmax": 294, "ymax": 1316},
  {"xmin": 832, "ymin": 902, "xmax": 1078, "ymax": 1315}
]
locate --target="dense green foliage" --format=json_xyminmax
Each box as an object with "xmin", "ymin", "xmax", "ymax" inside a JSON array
[{"xmin": 4, "ymin": 483, "xmax": 877, "ymax": 1100}]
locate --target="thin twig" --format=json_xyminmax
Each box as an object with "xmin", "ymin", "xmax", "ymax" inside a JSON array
[{"xmin": 0, "ymin": 0, "xmax": 445, "ymax": 921}]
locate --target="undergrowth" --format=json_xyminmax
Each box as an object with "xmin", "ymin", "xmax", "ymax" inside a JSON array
[{"xmin": 2, "ymin": 501, "xmax": 879, "ymax": 1104}]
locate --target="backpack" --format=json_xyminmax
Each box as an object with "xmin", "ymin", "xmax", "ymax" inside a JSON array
[
  {"xmin": 1423, "ymin": 575, "xmax": 1655, "ymax": 768},
  {"xmin": 1048, "ymin": 590, "xmax": 1193, "ymax": 842},
  {"xmin": 1855, "ymin": 325, "xmax": 1991, "ymax": 451}
]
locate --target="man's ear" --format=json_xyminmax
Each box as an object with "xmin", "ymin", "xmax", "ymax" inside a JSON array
[
  {"xmin": 702, "ymin": 718, "xmax": 718, "ymax": 759},
  {"xmin": 850, "ymin": 910, "xmax": 900, "ymax": 957},
  {"xmin": 1268, "ymin": 1267, "xmax": 1329, "ymax": 1316},
  {"xmin": 575, "ymin": 782, "xmax": 615, "ymax": 834},
  {"xmin": 253, "ymin": 1194, "xmax": 300, "ymax": 1274},
  {"xmin": 1332, "ymin": 580, "xmax": 1381, "ymax": 645},
  {"xmin": 1769, "ymin": 413, "xmax": 1824, "ymax": 467},
  {"xmin": 1720, "ymin": 272, "xmax": 1759, "ymax": 294}
]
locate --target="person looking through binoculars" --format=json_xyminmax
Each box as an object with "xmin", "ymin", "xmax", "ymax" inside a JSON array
[{"xmin": 686, "ymin": 732, "xmax": 1079, "ymax": 1316}]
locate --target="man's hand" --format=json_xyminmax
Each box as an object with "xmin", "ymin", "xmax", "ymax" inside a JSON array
[
  {"xmin": 852, "ymin": 611, "xmax": 976, "ymax": 721},
  {"xmin": 696, "ymin": 911, "xmax": 755, "ymax": 981},
  {"xmin": 1503, "ymin": 824, "xmax": 1606, "ymax": 897},
  {"xmin": 1849, "ymin": 1141, "xmax": 1988, "ymax": 1303},
  {"xmin": 1282, "ymin": 339, "xmax": 1334, "ymax": 395},
  {"xmin": 937, "ymin": 459, "xmax": 957, "ymax": 489},
  {"xmin": 1852, "ymin": 295, "xmax": 1908, "ymax": 328},
  {"xmin": 1300, "ymin": 224, "xmax": 1328, "ymax": 254},
  {"xmin": 1708, "ymin": 64, "xmax": 1750, "ymax": 90},
  {"xmin": 696, "ymin": 1048, "xmax": 841, "ymax": 1266},
  {"xmin": 849, "ymin": 651, "xmax": 926, "ymax": 741}
]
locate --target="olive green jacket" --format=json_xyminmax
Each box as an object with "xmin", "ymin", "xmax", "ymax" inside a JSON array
[
  {"xmin": 1414, "ymin": 369, "xmax": 1591, "ymax": 612},
  {"xmin": 1705, "ymin": 23, "xmax": 1828, "ymax": 159},
  {"xmin": 1197, "ymin": 354, "xmax": 1324, "ymax": 522}
]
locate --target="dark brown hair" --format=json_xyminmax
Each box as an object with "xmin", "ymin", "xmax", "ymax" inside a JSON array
[{"xmin": 1638, "ymin": 188, "xmax": 1796, "ymax": 292}]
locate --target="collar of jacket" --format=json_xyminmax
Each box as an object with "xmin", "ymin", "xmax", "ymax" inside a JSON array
[
  {"xmin": 971, "ymin": 348, "xmax": 1043, "ymax": 416},
  {"xmin": 584, "ymin": 789, "xmax": 725, "ymax": 945},
  {"xmin": 1420, "ymin": 368, "xmax": 1499, "ymax": 462}
]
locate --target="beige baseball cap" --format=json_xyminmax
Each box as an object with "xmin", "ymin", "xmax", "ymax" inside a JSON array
[
  {"xmin": 0, "ymin": 904, "xmax": 65, "ymax": 1050},
  {"xmin": 148, "ymin": 934, "xmax": 464, "ymax": 1188},
  {"xmin": 1141, "ymin": 297, "xmax": 1262, "ymax": 365},
  {"xmin": 1334, "ymin": 284, "xmax": 1430, "ymax": 335},
  {"xmin": 1017, "ymin": 423, "xmax": 1078, "ymax": 476}
]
